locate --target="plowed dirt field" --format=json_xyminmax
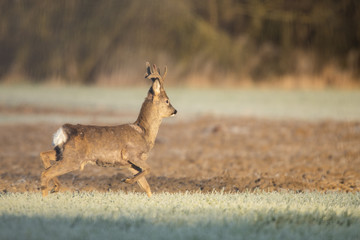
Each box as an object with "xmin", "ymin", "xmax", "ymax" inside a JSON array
[{"xmin": 1, "ymin": 107, "xmax": 359, "ymax": 194}]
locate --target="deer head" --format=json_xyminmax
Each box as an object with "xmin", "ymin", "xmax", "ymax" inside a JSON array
[{"xmin": 144, "ymin": 62, "xmax": 177, "ymax": 118}]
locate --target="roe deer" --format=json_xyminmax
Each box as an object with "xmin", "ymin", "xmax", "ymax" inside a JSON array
[{"xmin": 40, "ymin": 62, "xmax": 177, "ymax": 197}]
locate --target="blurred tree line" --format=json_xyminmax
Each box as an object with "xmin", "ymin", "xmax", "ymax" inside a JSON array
[{"xmin": 0, "ymin": 0, "xmax": 359, "ymax": 85}]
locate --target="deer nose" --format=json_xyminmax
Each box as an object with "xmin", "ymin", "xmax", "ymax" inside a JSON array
[{"xmin": 171, "ymin": 109, "xmax": 177, "ymax": 116}]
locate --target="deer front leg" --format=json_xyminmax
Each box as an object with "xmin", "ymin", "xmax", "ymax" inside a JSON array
[
  {"xmin": 122, "ymin": 162, "xmax": 150, "ymax": 185},
  {"xmin": 128, "ymin": 167, "xmax": 152, "ymax": 197},
  {"xmin": 40, "ymin": 150, "xmax": 61, "ymax": 193}
]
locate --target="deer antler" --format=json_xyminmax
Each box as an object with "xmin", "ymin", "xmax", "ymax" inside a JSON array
[
  {"xmin": 145, "ymin": 62, "xmax": 167, "ymax": 84},
  {"xmin": 162, "ymin": 66, "xmax": 167, "ymax": 80}
]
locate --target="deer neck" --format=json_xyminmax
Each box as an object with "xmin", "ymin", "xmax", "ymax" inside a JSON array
[{"xmin": 134, "ymin": 99, "xmax": 162, "ymax": 149}]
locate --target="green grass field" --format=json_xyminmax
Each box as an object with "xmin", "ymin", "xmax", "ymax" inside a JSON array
[
  {"xmin": 1, "ymin": 85, "xmax": 360, "ymax": 124},
  {"xmin": 0, "ymin": 191, "xmax": 359, "ymax": 240}
]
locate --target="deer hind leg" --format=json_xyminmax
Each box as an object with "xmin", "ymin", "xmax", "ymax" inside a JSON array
[
  {"xmin": 40, "ymin": 150, "xmax": 61, "ymax": 193},
  {"xmin": 128, "ymin": 167, "xmax": 152, "ymax": 197},
  {"xmin": 41, "ymin": 159, "xmax": 79, "ymax": 197}
]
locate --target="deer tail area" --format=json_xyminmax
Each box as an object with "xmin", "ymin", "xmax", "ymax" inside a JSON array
[
  {"xmin": 47, "ymin": 127, "xmax": 68, "ymax": 161},
  {"xmin": 52, "ymin": 127, "xmax": 68, "ymax": 147}
]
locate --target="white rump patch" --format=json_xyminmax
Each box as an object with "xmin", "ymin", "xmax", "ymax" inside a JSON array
[{"xmin": 52, "ymin": 127, "xmax": 68, "ymax": 146}]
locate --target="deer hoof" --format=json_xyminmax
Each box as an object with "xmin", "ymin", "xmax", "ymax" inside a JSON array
[{"xmin": 42, "ymin": 190, "xmax": 49, "ymax": 197}]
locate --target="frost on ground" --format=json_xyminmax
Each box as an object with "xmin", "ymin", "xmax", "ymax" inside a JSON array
[{"xmin": 0, "ymin": 192, "xmax": 359, "ymax": 240}]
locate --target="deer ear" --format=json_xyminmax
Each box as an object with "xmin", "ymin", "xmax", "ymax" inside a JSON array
[
  {"xmin": 145, "ymin": 62, "xmax": 151, "ymax": 78},
  {"xmin": 152, "ymin": 79, "xmax": 161, "ymax": 96}
]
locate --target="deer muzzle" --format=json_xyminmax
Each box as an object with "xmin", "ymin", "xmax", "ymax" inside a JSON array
[{"xmin": 171, "ymin": 109, "xmax": 177, "ymax": 117}]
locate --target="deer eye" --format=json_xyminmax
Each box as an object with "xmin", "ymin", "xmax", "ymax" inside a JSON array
[{"xmin": 165, "ymin": 99, "xmax": 169, "ymax": 104}]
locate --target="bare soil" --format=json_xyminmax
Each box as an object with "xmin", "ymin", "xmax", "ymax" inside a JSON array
[{"xmin": 1, "ymin": 109, "xmax": 359, "ymax": 194}]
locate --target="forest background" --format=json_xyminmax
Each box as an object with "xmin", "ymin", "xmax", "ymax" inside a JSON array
[{"xmin": 0, "ymin": 0, "xmax": 359, "ymax": 88}]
